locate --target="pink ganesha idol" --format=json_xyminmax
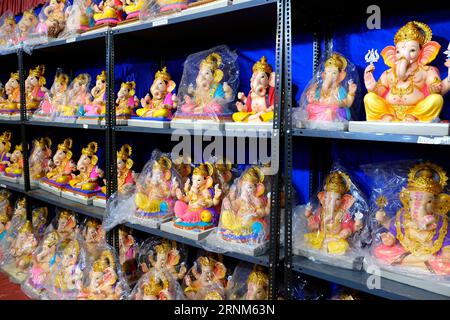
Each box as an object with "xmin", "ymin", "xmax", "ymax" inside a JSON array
[
  {"xmin": 373, "ymin": 162, "xmax": 450, "ymax": 275},
  {"xmin": 79, "ymin": 71, "xmax": 107, "ymax": 122},
  {"xmin": 32, "ymin": 72, "xmax": 69, "ymax": 121},
  {"xmin": 172, "ymin": 45, "xmax": 238, "ymax": 128},
  {"xmin": 25, "ymin": 65, "xmax": 48, "ymax": 117}
]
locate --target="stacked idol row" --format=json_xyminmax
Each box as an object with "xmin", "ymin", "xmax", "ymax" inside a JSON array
[
  {"xmin": 0, "ymin": 45, "xmax": 275, "ymax": 130},
  {"xmin": 295, "ymin": 21, "xmax": 450, "ymax": 136},
  {"xmin": 0, "ymin": 0, "xmax": 225, "ymax": 51},
  {"xmin": 0, "ymin": 196, "xmax": 270, "ymax": 300}
]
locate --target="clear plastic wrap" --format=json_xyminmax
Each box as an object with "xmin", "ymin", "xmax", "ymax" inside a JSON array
[
  {"xmin": 130, "ymin": 267, "xmax": 185, "ymax": 300},
  {"xmin": 293, "ymin": 52, "xmax": 359, "ymax": 131},
  {"xmin": 4, "ymin": 144, "xmax": 24, "ymax": 180},
  {"xmin": 54, "ymin": 209, "xmax": 78, "ymax": 242},
  {"xmin": 233, "ymin": 56, "xmax": 275, "ymax": 124},
  {"xmin": 77, "ymin": 243, "xmax": 130, "ymax": 300},
  {"xmin": 172, "ymin": 45, "xmax": 239, "ymax": 124},
  {"xmin": 363, "ymin": 161, "xmax": 450, "ymax": 280},
  {"xmin": 81, "ymin": 217, "xmax": 105, "ymax": 258},
  {"xmin": 226, "ymin": 262, "xmax": 268, "ymax": 300},
  {"xmin": 31, "ymin": 71, "xmax": 69, "ymax": 122},
  {"xmin": 292, "ymin": 274, "xmax": 327, "ymax": 300},
  {"xmin": 35, "ymin": 0, "xmax": 69, "ymax": 40},
  {"xmin": 0, "ymin": 12, "xmax": 18, "ymax": 51},
  {"xmin": 293, "ymin": 164, "xmax": 370, "ymax": 270},
  {"xmin": 137, "ymin": 237, "xmax": 187, "ymax": 281},
  {"xmin": 16, "ymin": 9, "xmax": 39, "ymax": 44},
  {"xmin": 0, "ymin": 72, "xmax": 20, "ymax": 119},
  {"xmin": 0, "ymin": 198, "xmax": 27, "ymax": 264},
  {"xmin": 0, "ymin": 131, "xmax": 12, "ymax": 173},
  {"xmin": 115, "ymin": 81, "xmax": 139, "ymax": 120},
  {"xmin": 139, "ymin": 0, "xmax": 188, "ymax": 21},
  {"xmin": 55, "ymin": 73, "xmax": 92, "ymax": 123},
  {"xmin": 61, "ymin": 0, "xmax": 95, "ymax": 35},
  {"xmin": 92, "ymin": 0, "xmax": 123, "ymax": 26},
  {"xmin": 123, "ymin": 0, "xmax": 146, "ymax": 20},
  {"xmin": 182, "ymin": 255, "xmax": 227, "ymax": 300},
  {"xmin": 0, "ymin": 190, "xmax": 13, "ymax": 236},
  {"xmin": 118, "ymin": 226, "xmax": 139, "ymax": 285},
  {"xmin": 130, "ymin": 150, "xmax": 179, "ymax": 227},
  {"xmin": 80, "ymin": 70, "xmax": 106, "ymax": 119},
  {"xmin": 29, "ymin": 137, "xmax": 53, "ymax": 185},
  {"xmin": 32, "ymin": 207, "xmax": 49, "ymax": 241},
  {"xmin": 25, "ymin": 65, "xmax": 48, "ymax": 116},
  {"xmin": 133, "ymin": 67, "xmax": 177, "ymax": 121},
  {"xmin": 172, "ymin": 154, "xmax": 193, "ymax": 186},
  {"xmin": 202, "ymin": 165, "xmax": 270, "ymax": 256}
]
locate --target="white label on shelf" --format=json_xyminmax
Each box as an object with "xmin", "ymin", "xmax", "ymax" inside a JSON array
[
  {"xmin": 0, "ymin": 184, "xmax": 5, "ymax": 188},
  {"xmin": 66, "ymin": 37, "xmax": 77, "ymax": 43},
  {"xmin": 153, "ymin": 18, "xmax": 168, "ymax": 27},
  {"xmin": 83, "ymin": 124, "xmax": 89, "ymax": 129},
  {"xmin": 417, "ymin": 136, "xmax": 450, "ymax": 145}
]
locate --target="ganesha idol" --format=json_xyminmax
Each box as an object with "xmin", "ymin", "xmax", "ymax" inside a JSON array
[
  {"xmin": 229, "ymin": 56, "xmax": 275, "ymax": 129},
  {"xmin": 61, "ymin": 142, "xmax": 104, "ymax": 205},
  {"xmin": 25, "ymin": 65, "xmax": 48, "ymax": 117},
  {"xmin": 133, "ymin": 154, "xmax": 178, "ymax": 227},
  {"xmin": 93, "ymin": 144, "xmax": 135, "ymax": 208},
  {"xmin": 29, "ymin": 137, "xmax": 52, "ymax": 186},
  {"xmin": 0, "ymin": 13, "xmax": 18, "ymax": 48},
  {"xmin": 372, "ymin": 162, "xmax": 450, "ymax": 276},
  {"xmin": 360, "ymin": 21, "xmax": 450, "ymax": 132},
  {"xmin": 123, "ymin": 0, "xmax": 145, "ymax": 20},
  {"xmin": 160, "ymin": 162, "xmax": 223, "ymax": 240},
  {"xmin": 171, "ymin": 47, "xmax": 238, "ymax": 129},
  {"xmin": 228, "ymin": 266, "xmax": 269, "ymax": 300},
  {"xmin": 78, "ymin": 71, "xmax": 107, "ymax": 124},
  {"xmin": 35, "ymin": 0, "xmax": 68, "ymax": 39},
  {"xmin": 296, "ymin": 53, "xmax": 357, "ymax": 131},
  {"xmin": 16, "ymin": 10, "xmax": 38, "ymax": 43},
  {"xmin": 3, "ymin": 144, "xmax": 25, "ymax": 183},
  {"xmin": 0, "ymin": 72, "xmax": 20, "ymax": 119},
  {"xmin": 294, "ymin": 170, "xmax": 366, "ymax": 269},
  {"xmin": 115, "ymin": 81, "xmax": 139, "ymax": 124},
  {"xmin": 129, "ymin": 67, "xmax": 177, "ymax": 128},
  {"xmin": 32, "ymin": 72, "xmax": 69, "ymax": 121},
  {"xmin": 0, "ymin": 131, "xmax": 12, "ymax": 174},
  {"xmin": 39, "ymin": 138, "xmax": 76, "ymax": 196},
  {"xmin": 58, "ymin": 74, "xmax": 91, "ymax": 123},
  {"xmin": 93, "ymin": 0, "xmax": 123, "ymax": 26},
  {"xmin": 212, "ymin": 166, "xmax": 270, "ymax": 255},
  {"xmin": 131, "ymin": 268, "xmax": 184, "ymax": 300}
]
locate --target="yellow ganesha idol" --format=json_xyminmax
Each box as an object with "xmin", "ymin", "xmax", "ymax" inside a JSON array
[{"xmin": 364, "ymin": 21, "xmax": 450, "ymax": 122}]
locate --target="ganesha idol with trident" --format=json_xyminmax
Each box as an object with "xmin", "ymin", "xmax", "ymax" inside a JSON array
[
  {"xmin": 363, "ymin": 21, "xmax": 450, "ymax": 125},
  {"xmin": 372, "ymin": 162, "xmax": 450, "ymax": 276},
  {"xmin": 171, "ymin": 46, "xmax": 238, "ymax": 129}
]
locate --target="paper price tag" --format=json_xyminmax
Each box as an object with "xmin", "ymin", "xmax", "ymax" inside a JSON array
[
  {"xmin": 66, "ymin": 37, "xmax": 77, "ymax": 43},
  {"xmin": 417, "ymin": 136, "xmax": 450, "ymax": 145},
  {"xmin": 83, "ymin": 124, "xmax": 89, "ymax": 129},
  {"xmin": 153, "ymin": 18, "xmax": 168, "ymax": 27}
]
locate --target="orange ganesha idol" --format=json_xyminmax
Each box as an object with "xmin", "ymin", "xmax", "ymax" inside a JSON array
[
  {"xmin": 372, "ymin": 162, "xmax": 450, "ymax": 275},
  {"xmin": 364, "ymin": 21, "xmax": 450, "ymax": 122}
]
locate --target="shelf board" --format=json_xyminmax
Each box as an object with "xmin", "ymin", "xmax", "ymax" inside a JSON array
[
  {"xmin": 0, "ymin": 119, "xmax": 21, "ymax": 125},
  {"xmin": 27, "ymin": 189, "xmax": 105, "ymax": 220},
  {"xmin": 114, "ymin": 0, "xmax": 276, "ymax": 36},
  {"xmin": 0, "ymin": 179, "xmax": 25, "ymax": 193},
  {"xmin": 31, "ymin": 29, "xmax": 108, "ymax": 52},
  {"xmin": 125, "ymin": 222, "xmax": 271, "ymax": 267},
  {"xmin": 292, "ymin": 128, "xmax": 450, "ymax": 145},
  {"xmin": 25, "ymin": 121, "xmax": 106, "ymax": 130},
  {"xmin": 292, "ymin": 256, "xmax": 449, "ymax": 300}
]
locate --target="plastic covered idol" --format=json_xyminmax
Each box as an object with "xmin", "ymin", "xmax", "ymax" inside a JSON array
[
  {"xmin": 82, "ymin": 70, "xmax": 107, "ymax": 118},
  {"xmin": 364, "ymin": 21, "xmax": 450, "ymax": 122},
  {"xmin": 36, "ymin": 0, "xmax": 68, "ymax": 39},
  {"xmin": 139, "ymin": 0, "xmax": 188, "ymax": 21},
  {"xmin": 130, "ymin": 267, "xmax": 184, "ymax": 300},
  {"xmin": 16, "ymin": 10, "xmax": 38, "ymax": 43},
  {"xmin": 0, "ymin": 12, "xmax": 18, "ymax": 49},
  {"xmin": 29, "ymin": 137, "xmax": 53, "ymax": 184},
  {"xmin": 57, "ymin": 73, "xmax": 91, "ymax": 122},
  {"xmin": 227, "ymin": 263, "xmax": 268, "ymax": 300},
  {"xmin": 0, "ymin": 72, "xmax": 20, "ymax": 118},
  {"xmin": 25, "ymin": 65, "xmax": 48, "ymax": 116},
  {"xmin": 93, "ymin": 0, "xmax": 123, "ymax": 26}
]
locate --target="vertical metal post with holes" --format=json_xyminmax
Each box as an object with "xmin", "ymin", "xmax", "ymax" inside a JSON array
[
  {"xmin": 105, "ymin": 29, "xmax": 118, "ymax": 251},
  {"xmin": 18, "ymin": 48, "xmax": 32, "ymax": 220},
  {"xmin": 283, "ymin": 0, "xmax": 293, "ymax": 300}
]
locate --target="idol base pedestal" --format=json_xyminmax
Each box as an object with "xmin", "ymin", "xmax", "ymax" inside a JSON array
[
  {"xmin": 170, "ymin": 119, "xmax": 224, "ymax": 130},
  {"xmin": 204, "ymin": 236, "xmax": 269, "ymax": 256},
  {"xmin": 363, "ymin": 260, "xmax": 450, "ymax": 297},
  {"xmin": 1, "ymin": 263, "xmax": 28, "ymax": 284},
  {"xmin": 160, "ymin": 221, "xmax": 215, "ymax": 240},
  {"xmin": 9, "ymin": 114, "xmax": 20, "ymax": 121},
  {"xmin": 30, "ymin": 115, "xmax": 53, "ymax": 122},
  {"xmin": 55, "ymin": 117, "xmax": 77, "ymax": 124},
  {"xmin": 301, "ymin": 120, "xmax": 348, "ymax": 131},
  {"xmin": 61, "ymin": 189, "xmax": 97, "ymax": 205},
  {"xmin": 184, "ymin": 0, "xmax": 230, "ymax": 14},
  {"xmin": 293, "ymin": 243, "xmax": 364, "ymax": 271},
  {"xmin": 132, "ymin": 215, "xmax": 172, "ymax": 229},
  {"xmin": 21, "ymin": 282, "xmax": 49, "ymax": 300},
  {"xmin": 92, "ymin": 197, "xmax": 106, "ymax": 208},
  {"xmin": 0, "ymin": 175, "xmax": 24, "ymax": 184},
  {"xmin": 0, "ymin": 114, "xmax": 11, "ymax": 120},
  {"xmin": 127, "ymin": 119, "xmax": 170, "ymax": 128},
  {"xmin": 38, "ymin": 181, "xmax": 62, "ymax": 196},
  {"xmin": 29, "ymin": 179, "xmax": 41, "ymax": 189},
  {"xmin": 100, "ymin": 119, "xmax": 128, "ymax": 126},
  {"xmin": 76, "ymin": 117, "xmax": 103, "ymax": 125},
  {"xmin": 224, "ymin": 121, "xmax": 273, "ymax": 132},
  {"xmin": 348, "ymin": 121, "xmax": 450, "ymax": 136}
]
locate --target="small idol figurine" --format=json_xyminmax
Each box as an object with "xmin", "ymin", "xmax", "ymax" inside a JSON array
[
  {"xmin": 118, "ymin": 226, "xmax": 138, "ymax": 283},
  {"xmin": 115, "ymin": 144, "xmax": 135, "ymax": 193},
  {"xmin": 83, "ymin": 218, "xmax": 105, "ymax": 256},
  {"xmin": 0, "ymin": 192, "xmax": 12, "ymax": 238},
  {"xmin": 173, "ymin": 155, "xmax": 193, "ymax": 186},
  {"xmin": 134, "ymin": 154, "xmax": 178, "ymax": 223},
  {"xmin": 173, "ymin": 162, "xmax": 222, "ymax": 231},
  {"xmin": 228, "ymin": 266, "xmax": 269, "ymax": 300},
  {"xmin": 116, "ymin": 81, "xmax": 139, "ymax": 120},
  {"xmin": 38, "ymin": 0, "xmax": 68, "ymax": 38},
  {"xmin": 70, "ymin": 0, "xmax": 95, "ymax": 31},
  {"xmin": 55, "ymin": 211, "xmax": 77, "ymax": 241},
  {"xmin": 59, "ymin": 74, "xmax": 91, "ymax": 121},
  {"xmin": 83, "ymin": 70, "xmax": 107, "ymax": 117},
  {"xmin": 9, "ymin": 221, "xmax": 38, "ymax": 272},
  {"xmin": 63, "ymin": 142, "xmax": 103, "ymax": 204},
  {"xmin": 219, "ymin": 166, "xmax": 270, "ymax": 247},
  {"xmin": 303, "ymin": 171, "xmax": 363, "ymax": 255},
  {"xmin": 183, "ymin": 256, "xmax": 227, "ymax": 300},
  {"xmin": 373, "ymin": 162, "xmax": 450, "ymax": 275},
  {"xmin": 4, "ymin": 144, "xmax": 24, "ymax": 179},
  {"xmin": 25, "ymin": 65, "xmax": 48, "ymax": 115},
  {"xmin": 233, "ymin": 56, "xmax": 275, "ymax": 123},
  {"xmin": 364, "ymin": 21, "xmax": 450, "ymax": 122},
  {"xmin": 123, "ymin": 0, "xmax": 145, "ymax": 19},
  {"xmin": 17, "ymin": 10, "xmax": 38, "ymax": 42},
  {"xmin": 32, "ymin": 207, "xmax": 49, "ymax": 240},
  {"xmin": 93, "ymin": 0, "xmax": 123, "ymax": 26},
  {"xmin": 40, "ymin": 138, "xmax": 76, "ymax": 194},
  {"xmin": 131, "ymin": 269, "xmax": 180, "ymax": 300},
  {"xmin": 0, "ymin": 72, "xmax": 20, "ymax": 118},
  {"xmin": 135, "ymin": 67, "xmax": 177, "ymax": 121},
  {"xmin": 78, "ymin": 249, "xmax": 125, "ymax": 300},
  {"xmin": 0, "ymin": 131, "xmax": 12, "ymax": 173},
  {"xmin": 29, "ymin": 137, "xmax": 53, "ymax": 184},
  {"xmin": 0, "ymin": 13, "xmax": 18, "ymax": 47},
  {"xmin": 33, "ymin": 72, "xmax": 69, "ymax": 120}
]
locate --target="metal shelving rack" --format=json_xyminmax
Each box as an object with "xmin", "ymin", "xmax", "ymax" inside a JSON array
[
  {"xmin": 0, "ymin": 0, "xmax": 284, "ymax": 300},
  {"xmin": 283, "ymin": 0, "xmax": 450, "ymax": 300}
]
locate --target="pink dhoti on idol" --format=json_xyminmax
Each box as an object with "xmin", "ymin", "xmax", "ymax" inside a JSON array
[
  {"xmin": 306, "ymin": 104, "xmax": 350, "ymax": 122},
  {"xmin": 173, "ymin": 200, "xmax": 219, "ymax": 231}
]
